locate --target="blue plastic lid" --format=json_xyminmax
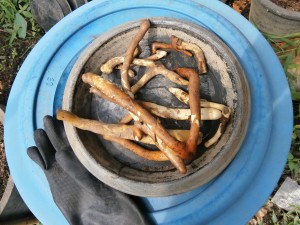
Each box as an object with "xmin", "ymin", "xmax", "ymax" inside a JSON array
[{"xmin": 4, "ymin": 1, "xmax": 293, "ymax": 224}]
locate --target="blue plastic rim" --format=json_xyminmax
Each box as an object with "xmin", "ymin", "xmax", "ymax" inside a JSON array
[{"xmin": 4, "ymin": 1, "xmax": 293, "ymax": 225}]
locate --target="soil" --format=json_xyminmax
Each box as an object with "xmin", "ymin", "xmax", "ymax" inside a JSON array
[
  {"xmin": 271, "ymin": 0, "xmax": 300, "ymax": 12},
  {"xmin": 0, "ymin": 0, "xmax": 297, "ymax": 223},
  {"xmin": 228, "ymin": 0, "xmax": 252, "ymax": 19}
]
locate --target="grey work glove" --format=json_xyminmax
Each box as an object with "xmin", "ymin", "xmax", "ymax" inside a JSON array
[
  {"xmin": 30, "ymin": 0, "xmax": 90, "ymax": 32},
  {"xmin": 27, "ymin": 116, "xmax": 149, "ymax": 225}
]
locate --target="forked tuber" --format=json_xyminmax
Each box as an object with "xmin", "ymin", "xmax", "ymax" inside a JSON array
[
  {"xmin": 57, "ymin": 109, "xmax": 201, "ymax": 145},
  {"xmin": 171, "ymin": 36, "xmax": 207, "ymax": 74},
  {"xmin": 121, "ymin": 19, "xmax": 150, "ymax": 93}
]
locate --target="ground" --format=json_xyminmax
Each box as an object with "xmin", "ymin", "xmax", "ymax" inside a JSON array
[
  {"xmin": 0, "ymin": 123, "xmax": 8, "ymax": 199},
  {"xmin": 0, "ymin": 0, "xmax": 299, "ymax": 224},
  {"xmin": 0, "ymin": 33, "xmax": 42, "ymax": 105}
]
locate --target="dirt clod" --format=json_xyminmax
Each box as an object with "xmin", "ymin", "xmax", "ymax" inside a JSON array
[
  {"xmin": 228, "ymin": 0, "xmax": 252, "ymax": 19},
  {"xmin": 0, "ymin": 123, "xmax": 9, "ymax": 199}
]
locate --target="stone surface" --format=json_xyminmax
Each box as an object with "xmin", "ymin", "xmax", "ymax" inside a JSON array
[{"xmin": 272, "ymin": 177, "xmax": 300, "ymax": 210}]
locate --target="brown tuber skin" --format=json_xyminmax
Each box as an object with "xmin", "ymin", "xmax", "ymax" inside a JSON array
[
  {"xmin": 81, "ymin": 69, "xmax": 201, "ymax": 171},
  {"xmin": 72, "ymin": 32, "xmax": 211, "ymax": 174},
  {"xmin": 168, "ymin": 87, "xmax": 231, "ymax": 119},
  {"xmin": 57, "ymin": 109, "xmax": 139, "ymax": 140},
  {"xmin": 151, "ymin": 42, "xmax": 193, "ymax": 57},
  {"xmin": 81, "ymin": 72, "xmax": 189, "ymax": 173},
  {"xmin": 135, "ymin": 101, "xmax": 222, "ymax": 121},
  {"xmin": 168, "ymin": 87, "xmax": 231, "ymax": 147},
  {"xmin": 103, "ymin": 136, "xmax": 169, "ymax": 161},
  {"xmin": 171, "ymin": 36, "xmax": 207, "ymax": 74}
]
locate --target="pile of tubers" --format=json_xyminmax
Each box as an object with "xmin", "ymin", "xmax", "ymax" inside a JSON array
[{"xmin": 57, "ymin": 19, "xmax": 231, "ymax": 174}]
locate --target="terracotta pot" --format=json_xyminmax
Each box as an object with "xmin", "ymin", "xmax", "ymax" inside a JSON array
[
  {"xmin": 63, "ymin": 18, "xmax": 250, "ymax": 197},
  {"xmin": 249, "ymin": 0, "xmax": 300, "ymax": 35}
]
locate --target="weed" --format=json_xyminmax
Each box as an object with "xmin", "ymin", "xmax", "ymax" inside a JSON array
[
  {"xmin": 287, "ymin": 153, "xmax": 300, "ymax": 178},
  {"xmin": 10, "ymin": 47, "xmax": 17, "ymax": 59},
  {"xmin": 247, "ymin": 201, "xmax": 300, "ymax": 225},
  {"xmin": 271, "ymin": 205, "xmax": 300, "ymax": 225}
]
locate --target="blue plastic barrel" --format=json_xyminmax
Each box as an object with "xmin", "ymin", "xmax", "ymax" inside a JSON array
[{"xmin": 4, "ymin": 1, "xmax": 293, "ymax": 224}]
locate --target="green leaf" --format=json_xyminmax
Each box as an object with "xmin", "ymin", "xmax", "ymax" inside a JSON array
[
  {"xmin": 284, "ymin": 53, "xmax": 295, "ymax": 71},
  {"xmin": 288, "ymin": 161, "xmax": 296, "ymax": 173},
  {"xmin": 295, "ymin": 130, "xmax": 300, "ymax": 139},
  {"xmin": 266, "ymin": 32, "xmax": 300, "ymax": 39},
  {"xmin": 295, "ymin": 164, "xmax": 300, "ymax": 177},
  {"xmin": 272, "ymin": 211, "xmax": 278, "ymax": 223},
  {"xmin": 280, "ymin": 37, "xmax": 297, "ymax": 47},
  {"xmin": 17, "ymin": 3, "xmax": 29, "ymax": 14},
  {"xmin": 14, "ymin": 13, "xmax": 27, "ymax": 39},
  {"xmin": 0, "ymin": 2, "xmax": 15, "ymax": 21},
  {"xmin": 291, "ymin": 90, "xmax": 300, "ymax": 101},
  {"xmin": 289, "ymin": 153, "xmax": 295, "ymax": 160},
  {"xmin": 21, "ymin": 11, "xmax": 32, "ymax": 18},
  {"xmin": 291, "ymin": 204, "xmax": 300, "ymax": 211}
]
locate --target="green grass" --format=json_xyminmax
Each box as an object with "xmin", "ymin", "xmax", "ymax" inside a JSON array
[
  {"xmin": 1, "ymin": 2, "xmax": 300, "ymax": 224},
  {"xmin": 246, "ymin": 201, "xmax": 300, "ymax": 225},
  {"xmin": 0, "ymin": 0, "xmax": 43, "ymax": 107},
  {"xmin": 0, "ymin": 0, "xmax": 41, "ymax": 45}
]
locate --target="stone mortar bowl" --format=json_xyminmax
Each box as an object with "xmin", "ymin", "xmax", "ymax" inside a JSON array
[{"xmin": 62, "ymin": 18, "xmax": 250, "ymax": 197}]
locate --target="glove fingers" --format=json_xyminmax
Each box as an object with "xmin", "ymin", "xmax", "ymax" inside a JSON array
[
  {"xmin": 30, "ymin": 0, "xmax": 65, "ymax": 32},
  {"xmin": 43, "ymin": 116, "xmax": 70, "ymax": 152},
  {"xmin": 27, "ymin": 147, "xmax": 46, "ymax": 169},
  {"xmin": 56, "ymin": 150, "xmax": 149, "ymax": 225},
  {"xmin": 34, "ymin": 129, "xmax": 56, "ymax": 169},
  {"xmin": 75, "ymin": 0, "xmax": 88, "ymax": 7},
  {"xmin": 67, "ymin": 0, "xmax": 78, "ymax": 10},
  {"xmin": 67, "ymin": 0, "xmax": 87, "ymax": 9}
]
